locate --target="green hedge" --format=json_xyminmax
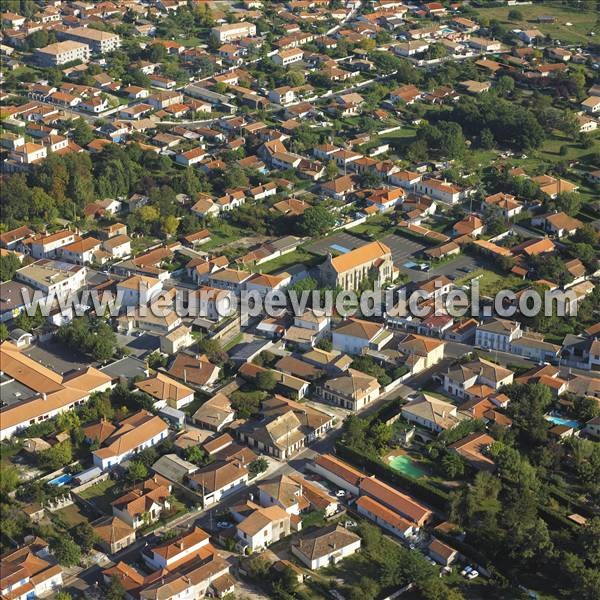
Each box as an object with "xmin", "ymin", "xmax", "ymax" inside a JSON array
[
  {"xmin": 335, "ymin": 442, "xmax": 450, "ymax": 511},
  {"xmin": 538, "ymin": 505, "xmax": 580, "ymax": 531}
]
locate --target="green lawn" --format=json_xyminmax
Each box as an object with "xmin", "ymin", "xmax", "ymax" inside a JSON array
[
  {"xmin": 348, "ymin": 214, "xmax": 393, "ymax": 239},
  {"xmin": 474, "ymin": 4, "xmax": 597, "ymax": 44},
  {"xmin": 78, "ymin": 478, "xmax": 120, "ymax": 515},
  {"xmin": 54, "ymin": 503, "xmax": 90, "ymax": 527},
  {"xmin": 520, "ymin": 131, "xmax": 600, "ymax": 168},
  {"xmin": 260, "ymin": 247, "xmax": 320, "ymax": 274},
  {"xmin": 456, "ymin": 268, "xmax": 526, "ymax": 297}
]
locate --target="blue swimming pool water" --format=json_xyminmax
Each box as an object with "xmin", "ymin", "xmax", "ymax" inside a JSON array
[
  {"xmin": 545, "ymin": 415, "xmax": 581, "ymax": 429},
  {"xmin": 48, "ymin": 474, "xmax": 73, "ymax": 486},
  {"xmin": 330, "ymin": 244, "xmax": 350, "ymax": 254}
]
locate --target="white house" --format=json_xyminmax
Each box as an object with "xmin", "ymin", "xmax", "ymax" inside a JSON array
[
  {"xmin": 188, "ymin": 460, "xmax": 249, "ymax": 506},
  {"xmin": 144, "ymin": 527, "xmax": 211, "ymax": 570},
  {"xmin": 233, "ymin": 504, "xmax": 291, "ymax": 552},
  {"xmin": 116, "ymin": 275, "xmax": 163, "ymax": 307},
  {"xmin": 416, "ymin": 178, "xmax": 464, "ymax": 204},
  {"xmin": 91, "ymin": 411, "xmax": 169, "ymax": 470},
  {"xmin": 291, "ymin": 525, "xmax": 361, "ymax": 570},
  {"xmin": 475, "ymin": 318, "xmax": 522, "ymax": 352},
  {"xmin": 332, "ymin": 318, "xmax": 392, "ymax": 355}
]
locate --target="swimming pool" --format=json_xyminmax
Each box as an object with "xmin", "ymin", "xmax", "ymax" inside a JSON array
[
  {"xmin": 545, "ymin": 415, "xmax": 581, "ymax": 429},
  {"xmin": 48, "ymin": 474, "xmax": 73, "ymax": 487},
  {"xmin": 388, "ymin": 455, "xmax": 426, "ymax": 479},
  {"xmin": 330, "ymin": 243, "xmax": 350, "ymax": 254}
]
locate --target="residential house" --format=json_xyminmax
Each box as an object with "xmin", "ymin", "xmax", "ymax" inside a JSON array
[
  {"xmin": 0, "ymin": 342, "xmax": 113, "ymax": 440},
  {"xmin": 192, "ymin": 393, "xmax": 235, "ymax": 431},
  {"xmin": 318, "ymin": 369, "xmax": 380, "ymax": 411},
  {"xmin": 135, "ymin": 372, "xmax": 195, "ymax": 410},
  {"xmin": 309, "ymin": 453, "xmax": 364, "ymax": 496},
  {"xmin": 237, "ymin": 395, "xmax": 334, "ymax": 460},
  {"xmin": 449, "ymin": 432, "xmax": 496, "ymax": 472},
  {"xmin": 168, "ymin": 353, "xmax": 220, "ymax": 390},
  {"xmin": 443, "ymin": 358, "xmax": 513, "ymax": 400},
  {"xmin": 188, "ymin": 460, "xmax": 249, "ymax": 506},
  {"xmin": 359, "ymin": 476, "xmax": 432, "ymax": 526},
  {"xmin": 91, "ymin": 410, "xmax": 169, "ymax": 470},
  {"xmin": 233, "ymin": 504, "xmax": 291, "ymax": 552},
  {"xmin": 356, "ymin": 495, "xmax": 415, "ymax": 539},
  {"xmin": 332, "ymin": 318, "xmax": 392, "ymax": 355},
  {"xmin": 428, "ymin": 539, "xmax": 458, "ymax": 566},
  {"xmin": 0, "ymin": 538, "xmax": 63, "ymax": 599},
  {"xmin": 475, "ymin": 318, "xmax": 522, "ymax": 352},
  {"xmin": 291, "ymin": 525, "xmax": 361, "ymax": 569},
  {"xmin": 416, "ymin": 178, "xmax": 464, "ymax": 204},
  {"xmin": 396, "ymin": 334, "xmax": 446, "ymax": 375},
  {"xmin": 401, "ymin": 393, "xmax": 464, "ymax": 433},
  {"xmin": 111, "ymin": 475, "xmax": 172, "ymax": 529},
  {"xmin": 92, "ymin": 516, "xmax": 136, "ymax": 554}
]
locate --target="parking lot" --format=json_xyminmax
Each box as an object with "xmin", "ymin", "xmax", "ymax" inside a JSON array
[
  {"xmin": 430, "ymin": 253, "xmax": 481, "ymax": 280},
  {"xmin": 25, "ymin": 340, "xmax": 89, "ymax": 375},
  {"xmin": 306, "ymin": 231, "xmax": 368, "ymax": 256}
]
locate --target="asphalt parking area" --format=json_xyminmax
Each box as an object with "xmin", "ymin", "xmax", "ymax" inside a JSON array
[{"xmin": 306, "ymin": 231, "xmax": 367, "ymax": 256}]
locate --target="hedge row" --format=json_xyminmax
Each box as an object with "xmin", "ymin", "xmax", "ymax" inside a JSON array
[
  {"xmin": 538, "ymin": 505, "xmax": 580, "ymax": 531},
  {"xmin": 335, "ymin": 442, "xmax": 450, "ymax": 511}
]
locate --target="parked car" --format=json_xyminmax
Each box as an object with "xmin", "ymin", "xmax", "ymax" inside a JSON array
[
  {"xmin": 461, "ymin": 566, "xmax": 473, "ymax": 576},
  {"xmin": 467, "ymin": 570, "xmax": 479, "ymax": 580}
]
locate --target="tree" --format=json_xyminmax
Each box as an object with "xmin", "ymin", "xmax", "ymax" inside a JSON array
[
  {"xmin": 55, "ymin": 317, "xmax": 117, "ymax": 362},
  {"xmin": 72, "ymin": 521, "xmax": 99, "ymax": 554},
  {"xmin": 256, "ymin": 369, "xmax": 276, "ymax": 392},
  {"xmin": 478, "ymin": 128, "xmax": 495, "ymax": 149},
  {"xmin": 71, "ymin": 119, "xmax": 94, "ymax": 146},
  {"xmin": 186, "ymin": 445, "xmax": 206, "ymax": 466},
  {"xmin": 441, "ymin": 452, "xmax": 465, "ymax": 478},
  {"xmin": 0, "ymin": 465, "xmax": 20, "ymax": 496},
  {"xmin": 508, "ymin": 9, "xmax": 523, "ymax": 20},
  {"xmin": 549, "ymin": 191, "xmax": 583, "ymax": 216},
  {"xmin": 0, "ymin": 252, "xmax": 21, "ymax": 281},
  {"xmin": 127, "ymin": 460, "xmax": 148, "ymax": 484},
  {"xmin": 495, "ymin": 75, "xmax": 514, "ymax": 97},
  {"xmin": 196, "ymin": 337, "xmax": 227, "ymax": 365},
  {"xmin": 348, "ymin": 576, "xmax": 379, "ymax": 600},
  {"xmin": 0, "ymin": 323, "xmax": 9, "ymax": 342},
  {"xmin": 39, "ymin": 440, "xmax": 73, "ymax": 470},
  {"xmin": 55, "ymin": 593, "xmax": 72, "ymax": 600},
  {"xmin": 325, "ymin": 159, "xmax": 338, "ymax": 181},
  {"xmin": 51, "ymin": 536, "xmax": 81, "ymax": 567},
  {"xmin": 106, "ymin": 575, "xmax": 126, "ymax": 600},
  {"xmin": 161, "ymin": 214, "xmax": 179, "ymax": 238},
  {"xmin": 299, "ymin": 205, "xmax": 335, "ymax": 236},
  {"xmin": 406, "ymin": 138, "xmax": 429, "ymax": 163},
  {"xmin": 248, "ymin": 457, "xmax": 269, "ymax": 476}
]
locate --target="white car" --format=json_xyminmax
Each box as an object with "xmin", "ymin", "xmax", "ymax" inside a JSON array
[
  {"xmin": 216, "ymin": 521, "xmax": 230, "ymax": 529},
  {"xmin": 467, "ymin": 570, "xmax": 479, "ymax": 580},
  {"xmin": 461, "ymin": 566, "xmax": 473, "ymax": 577},
  {"xmin": 336, "ymin": 490, "xmax": 346, "ymax": 498}
]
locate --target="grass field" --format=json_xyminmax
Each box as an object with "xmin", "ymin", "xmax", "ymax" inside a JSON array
[
  {"xmin": 473, "ymin": 4, "xmax": 598, "ymax": 44},
  {"xmin": 456, "ymin": 268, "xmax": 526, "ymax": 296},
  {"xmin": 78, "ymin": 478, "xmax": 120, "ymax": 515},
  {"xmin": 348, "ymin": 214, "xmax": 393, "ymax": 239},
  {"xmin": 260, "ymin": 247, "xmax": 320, "ymax": 273},
  {"xmin": 520, "ymin": 131, "xmax": 600, "ymax": 167},
  {"xmin": 54, "ymin": 503, "xmax": 90, "ymax": 527}
]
